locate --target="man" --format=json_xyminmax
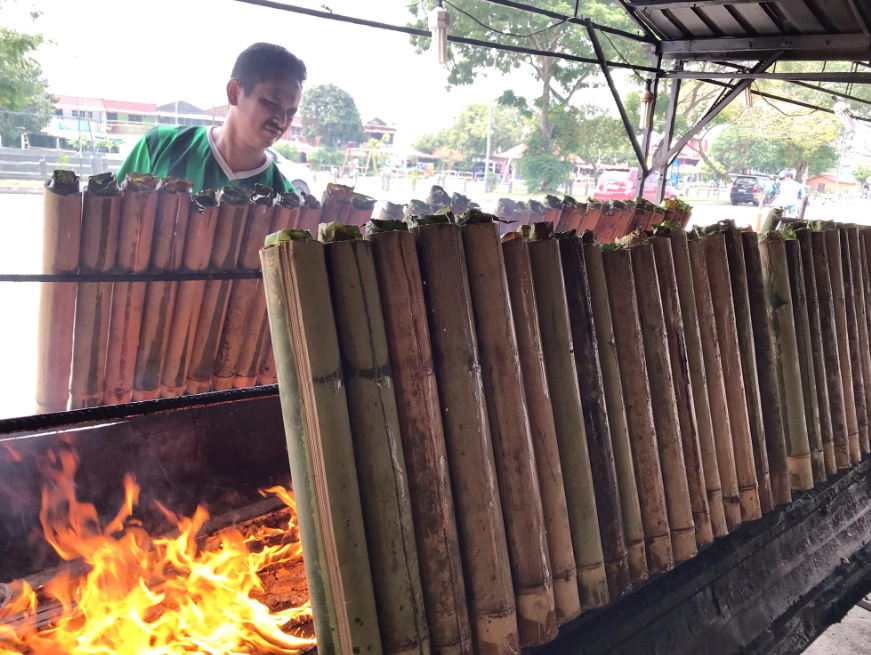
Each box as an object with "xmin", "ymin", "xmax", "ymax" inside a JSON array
[
  {"xmin": 118, "ymin": 43, "xmax": 306, "ymax": 193},
  {"xmin": 774, "ymin": 171, "xmax": 802, "ymax": 212}
]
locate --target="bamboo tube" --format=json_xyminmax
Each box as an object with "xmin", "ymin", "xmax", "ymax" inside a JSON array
[
  {"xmin": 665, "ymin": 230, "xmax": 727, "ymax": 538},
  {"xmin": 861, "ymin": 232, "xmax": 871, "ymax": 434},
  {"xmin": 379, "ymin": 202, "xmax": 406, "ymax": 221},
  {"xmin": 451, "ymin": 193, "xmax": 471, "ymax": 215},
  {"xmin": 740, "ymin": 232, "xmax": 791, "ymax": 504},
  {"xmin": 414, "ymin": 222, "xmax": 519, "ymax": 655},
  {"xmin": 260, "ymin": 233, "xmax": 382, "ymax": 655},
  {"xmin": 845, "ymin": 227, "xmax": 871, "ymax": 456},
  {"xmin": 811, "ymin": 231, "xmax": 851, "ymax": 469},
  {"xmin": 297, "ymin": 193, "xmax": 323, "ymax": 233},
  {"xmin": 824, "ymin": 229, "xmax": 861, "ymax": 464},
  {"xmin": 699, "ymin": 234, "xmax": 762, "ymax": 522},
  {"xmin": 210, "ymin": 188, "xmax": 275, "ymax": 391},
  {"xmin": 69, "ymin": 173, "xmax": 120, "ymax": 409},
  {"xmin": 528, "ymin": 200, "xmax": 547, "ymax": 227},
  {"xmin": 555, "ymin": 196, "xmax": 577, "ymax": 233},
  {"xmin": 158, "ymin": 192, "xmax": 220, "ymax": 398},
  {"xmin": 784, "ymin": 238, "xmax": 826, "ymax": 483},
  {"xmin": 626, "ymin": 204, "xmax": 646, "ymax": 234},
  {"xmin": 103, "ymin": 173, "xmax": 159, "ymax": 405},
  {"xmin": 722, "ymin": 227, "xmax": 773, "ymax": 513},
  {"xmin": 650, "ymin": 236, "xmax": 713, "ymax": 546},
  {"xmin": 544, "ymin": 196, "xmax": 563, "ymax": 228},
  {"xmin": 321, "ymin": 183, "xmax": 353, "ymax": 224},
  {"xmin": 840, "ymin": 229, "xmax": 869, "ymax": 460},
  {"xmin": 182, "ymin": 187, "xmax": 251, "ymax": 395},
  {"xmin": 347, "ymin": 193, "xmax": 376, "ymax": 228},
  {"xmin": 460, "ymin": 213, "xmax": 557, "ymax": 646},
  {"xmin": 558, "ymin": 236, "xmax": 635, "ymax": 590},
  {"xmin": 502, "ymin": 237, "xmax": 580, "ymax": 626},
  {"xmin": 580, "ymin": 236, "xmax": 648, "ymax": 581},
  {"xmin": 323, "ymin": 234, "xmax": 430, "ymax": 655},
  {"xmin": 427, "ymin": 185, "xmax": 451, "ymax": 210},
  {"xmin": 579, "ymin": 201, "xmax": 602, "ymax": 234},
  {"xmin": 496, "ymin": 198, "xmax": 520, "ymax": 234},
  {"xmin": 628, "ymin": 242, "xmax": 697, "ymax": 562},
  {"xmin": 369, "ymin": 226, "xmax": 474, "ymax": 655},
  {"xmin": 130, "ymin": 177, "xmax": 193, "ymax": 401},
  {"xmin": 795, "ymin": 229, "xmax": 833, "ymax": 479},
  {"xmin": 758, "ymin": 234, "xmax": 813, "ymax": 490},
  {"xmin": 687, "ymin": 238, "xmax": 742, "ymax": 531},
  {"xmin": 601, "ymin": 246, "xmax": 673, "ymax": 573},
  {"xmin": 528, "ymin": 236, "xmax": 610, "ymax": 609}
]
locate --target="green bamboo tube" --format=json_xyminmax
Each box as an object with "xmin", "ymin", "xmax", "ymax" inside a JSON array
[
  {"xmin": 461, "ymin": 215, "xmax": 557, "ymax": 646},
  {"xmin": 687, "ymin": 238, "xmax": 742, "ymax": 532},
  {"xmin": 784, "ymin": 238, "xmax": 826, "ymax": 483},
  {"xmin": 414, "ymin": 222, "xmax": 519, "ymax": 655},
  {"xmin": 502, "ymin": 237, "xmax": 581, "ymax": 626},
  {"xmin": 260, "ymin": 233, "xmax": 382, "ymax": 655},
  {"xmin": 369, "ymin": 227, "xmax": 474, "ymax": 655},
  {"xmin": 69, "ymin": 173, "xmax": 120, "ymax": 409},
  {"xmin": 722, "ymin": 228, "xmax": 773, "ymax": 513},
  {"xmin": 666, "ymin": 230, "xmax": 727, "ymax": 539},
  {"xmin": 700, "ymin": 234, "xmax": 762, "ymax": 522},
  {"xmin": 845, "ymin": 227, "xmax": 871, "ymax": 456},
  {"xmin": 601, "ymin": 247, "xmax": 674, "ymax": 573},
  {"xmin": 581, "ymin": 237, "xmax": 648, "ymax": 581},
  {"xmin": 797, "ymin": 229, "xmax": 835, "ymax": 477},
  {"xmin": 758, "ymin": 234, "xmax": 813, "ymax": 490},
  {"xmin": 740, "ymin": 232, "xmax": 792, "ymax": 504},
  {"xmin": 528, "ymin": 236, "xmax": 610, "ymax": 609},
  {"xmin": 839, "ymin": 229, "xmax": 869, "ymax": 460},
  {"xmin": 211, "ymin": 188, "xmax": 276, "ymax": 391},
  {"xmin": 158, "ymin": 192, "xmax": 220, "ymax": 398},
  {"xmin": 629, "ymin": 243, "xmax": 697, "ymax": 563},
  {"xmin": 184, "ymin": 186, "xmax": 251, "ymax": 396},
  {"xmin": 323, "ymin": 235, "xmax": 430, "ymax": 655},
  {"xmin": 824, "ymin": 229, "xmax": 861, "ymax": 464},
  {"xmin": 650, "ymin": 236, "xmax": 713, "ymax": 546},
  {"xmin": 103, "ymin": 173, "xmax": 159, "ymax": 405},
  {"xmin": 811, "ymin": 231, "xmax": 851, "ymax": 469},
  {"xmin": 321, "ymin": 183, "xmax": 354, "ymax": 224},
  {"xmin": 131, "ymin": 177, "xmax": 193, "ymax": 401}
]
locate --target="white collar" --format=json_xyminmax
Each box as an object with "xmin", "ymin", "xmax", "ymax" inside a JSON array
[{"xmin": 207, "ymin": 126, "xmax": 271, "ymax": 181}]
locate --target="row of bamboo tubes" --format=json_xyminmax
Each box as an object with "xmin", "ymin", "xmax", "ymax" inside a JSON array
[{"xmin": 261, "ymin": 206, "xmax": 869, "ymax": 655}]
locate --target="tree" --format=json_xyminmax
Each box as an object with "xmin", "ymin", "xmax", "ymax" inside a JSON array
[
  {"xmin": 573, "ymin": 103, "xmax": 632, "ymax": 177},
  {"xmin": 853, "ymin": 163, "xmax": 871, "ymax": 185},
  {"xmin": 432, "ymin": 144, "xmax": 464, "ymax": 170},
  {"xmin": 299, "ymin": 84, "xmax": 363, "ymax": 148},
  {"xmin": 412, "ymin": 131, "xmax": 448, "ymax": 155},
  {"xmin": 273, "ymin": 142, "xmax": 301, "ymax": 162},
  {"xmin": 521, "ymin": 107, "xmax": 584, "ymax": 191},
  {"xmin": 0, "ymin": 5, "xmax": 54, "ymax": 147}
]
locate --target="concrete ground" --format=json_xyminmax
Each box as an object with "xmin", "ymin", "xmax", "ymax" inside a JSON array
[{"xmin": 804, "ymin": 600, "xmax": 871, "ymax": 655}]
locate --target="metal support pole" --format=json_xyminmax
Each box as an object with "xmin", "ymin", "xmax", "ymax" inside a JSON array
[
  {"xmin": 656, "ymin": 68, "xmax": 682, "ymax": 204},
  {"xmin": 638, "ymin": 53, "xmax": 663, "ymax": 198}
]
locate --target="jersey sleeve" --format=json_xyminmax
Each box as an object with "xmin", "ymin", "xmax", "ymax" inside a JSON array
[{"xmin": 116, "ymin": 128, "xmax": 156, "ymax": 184}]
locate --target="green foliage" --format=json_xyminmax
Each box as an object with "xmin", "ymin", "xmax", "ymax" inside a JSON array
[
  {"xmin": 307, "ymin": 146, "xmax": 345, "ymax": 170},
  {"xmin": 853, "ymin": 163, "xmax": 871, "ymax": 185},
  {"xmin": 574, "ymin": 103, "xmax": 634, "ymax": 174},
  {"xmin": 432, "ymin": 144, "xmax": 464, "ymax": 170},
  {"xmin": 521, "ymin": 108, "xmax": 583, "ymax": 191},
  {"xmin": 299, "ymin": 84, "xmax": 363, "ymax": 147},
  {"xmin": 273, "ymin": 142, "xmax": 302, "ymax": 162}
]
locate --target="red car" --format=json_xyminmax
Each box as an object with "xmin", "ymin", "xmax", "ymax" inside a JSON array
[{"xmin": 593, "ymin": 168, "xmax": 677, "ymax": 203}]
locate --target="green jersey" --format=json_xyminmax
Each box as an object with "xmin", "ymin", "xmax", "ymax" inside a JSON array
[{"xmin": 117, "ymin": 125, "xmax": 293, "ymax": 194}]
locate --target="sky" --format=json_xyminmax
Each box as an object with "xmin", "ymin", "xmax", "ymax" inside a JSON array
[{"xmin": 5, "ymin": 0, "xmax": 624, "ymax": 151}]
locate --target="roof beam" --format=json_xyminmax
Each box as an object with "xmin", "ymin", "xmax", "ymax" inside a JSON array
[
  {"xmin": 629, "ymin": 0, "xmax": 781, "ymax": 7},
  {"xmin": 659, "ymin": 33, "xmax": 870, "ymax": 55},
  {"xmin": 663, "ymin": 71, "xmax": 871, "ymax": 81}
]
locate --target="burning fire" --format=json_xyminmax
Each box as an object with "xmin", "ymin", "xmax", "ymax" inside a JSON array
[{"xmin": 0, "ymin": 449, "xmax": 314, "ymax": 654}]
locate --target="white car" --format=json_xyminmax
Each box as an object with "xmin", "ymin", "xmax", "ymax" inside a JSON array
[{"xmin": 266, "ymin": 148, "xmax": 316, "ymax": 197}]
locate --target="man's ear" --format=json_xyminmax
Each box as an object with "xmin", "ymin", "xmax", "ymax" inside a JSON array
[{"xmin": 227, "ymin": 79, "xmax": 241, "ymax": 106}]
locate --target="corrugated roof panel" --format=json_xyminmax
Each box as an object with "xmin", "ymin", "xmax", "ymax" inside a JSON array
[
  {"xmin": 663, "ymin": 7, "xmax": 717, "ymax": 37},
  {"xmin": 774, "ymin": 0, "xmax": 826, "ymax": 33},
  {"xmin": 729, "ymin": 3, "xmax": 781, "ymax": 34},
  {"xmin": 689, "ymin": 6, "xmax": 745, "ymax": 36},
  {"xmin": 816, "ymin": 0, "xmax": 860, "ymax": 32},
  {"xmin": 641, "ymin": 9, "xmax": 685, "ymax": 39}
]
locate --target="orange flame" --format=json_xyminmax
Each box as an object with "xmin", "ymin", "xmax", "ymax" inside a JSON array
[{"xmin": 0, "ymin": 450, "xmax": 314, "ymax": 655}]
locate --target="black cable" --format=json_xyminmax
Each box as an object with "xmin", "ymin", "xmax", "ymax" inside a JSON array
[
  {"xmin": 752, "ymin": 82, "xmax": 819, "ymax": 117},
  {"xmin": 601, "ymin": 30, "xmax": 645, "ymax": 82},
  {"xmin": 444, "ymin": 0, "xmax": 568, "ymax": 38}
]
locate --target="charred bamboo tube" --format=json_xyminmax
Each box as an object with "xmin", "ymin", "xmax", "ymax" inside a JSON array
[
  {"xmin": 260, "ymin": 233, "xmax": 383, "ymax": 655},
  {"xmin": 722, "ymin": 228, "xmax": 773, "ymax": 513},
  {"xmin": 558, "ymin": 235, "xmax": 634, "ymax": 593},
  {"xmin": 666, "ymin": 230, "xmax": 727, "ymax": 538},
  {"xmin": 103, "ymin": 173, "xmax": 159, "ymax": 405},
  {"xmin": 845, "ymin": 227, "xmax": 871, "ymax": 456},
  {"xmin": 324, "ymin": 235, "xmax": 431, "ymax": 655},
  {"xmin": 650, "ymin": 236, "xmax": 713, "ymax": 546},
  {"xmin": 824, "ymin": 229, "xmax": 861, "ymax": 464},
  {"xmin": 528, "ymin": 236, "xmax": 610, "ymax": 609},
  {"xmin": 321, "ymin": 183, "xmax": 354, "ymax": 224},
  {"xmin": 502, "ymin": 237, "xmax": 580, "ymax": 625},
  {"xmin": 69, "ymin": 173, "xmax": 120, "ymax": 409},
  {"xmin": 130, "ymin": 178, "xmax": 193, "ymax": 401},
  {"xmin": 184, "ymin": 187, "xmax": 251, "ymax": 396},
  {"xmin": 347, "ymin": 193, "xmax": 376, "ymax": 228},
  {"xmin": 555, "ymin": 197, "xmax": 577, "ymax": 233},
  {"xmin": 461, "ymin": 214, "xmax": 557, "ymax": 646},
  {"xmin": 700, "ymin": 234, "xmax": 762, "ymax": 522},
  {"xmin": 629, "ymin": 243, "xmax": 697, "ymax": 562},
  {"xmin": 496, "ymin": 198, "xmax": 520, "ymax": 234},
  {"xmin": 544, "ymin": 196, "xmax": 563, "ymax": 228},
  {"xmin": 688, "ymin": 238, "xmax": 742, "ymax": 531},
  {"xmin": 297, "ymin": 193, "xmax": 323, "ymax": 233},
  {"xmin": 740, "ymin": 233, "xmax": 792, "ymax": 504},
  {"xmin": 581, "ymin": 238, "xmax": 648, "ymax": 581},
  {"xmin": 451, "ymin": 193, "xmax": 471, "ymax": 215},
  {"xmin": 785, "ymin": 238, "xmax": 826, "ymax": 483},
  {"xmin": 796, "ymin": 229, "xmax": 834, "ymax": 478},
  {"xmin": 414, "ymin": 222, "xmax": 519, "ymax": 655},
  {"xmin": 758, "ymin": 234, "xmax": 813, "ymax": 490},
  {"xmin": 211, "ymin": 188, "xmax": 276, "ymax": 391},
  {"xmin": 158, "ymin": 192, "xmax": 220, "ymax": 398},
  {"xmin": 812, "ymin": 231, "xmax": 851, "ymax": 469},
  {"xmin": 601, "ymin": 246, "xmax": 674, "ymax": 572},
  {"xmin": 379, "ymin": 202, "xmax": 406, "ymax": 221},
  {"xmin": 840, "ymin": 229, "xmax": 869, "ymax": 460},
  {"xmin": 369, "ymin": 226, "xmax": 474, "ymax": 655}
]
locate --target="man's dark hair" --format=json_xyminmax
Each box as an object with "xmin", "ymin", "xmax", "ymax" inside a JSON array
[{"xmin": 232, "ymin": 43, "xmax": 308, "ymax": 94}]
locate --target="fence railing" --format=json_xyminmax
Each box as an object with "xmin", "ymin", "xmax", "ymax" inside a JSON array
[{"xmin": 0, "ymin": 147, "xmax": 122, "ymax": 180}]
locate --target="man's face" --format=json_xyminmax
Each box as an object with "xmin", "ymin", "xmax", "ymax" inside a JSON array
[{"xmin": 227, "ymin": 73, "xmax": 302, "ymax": 151}]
